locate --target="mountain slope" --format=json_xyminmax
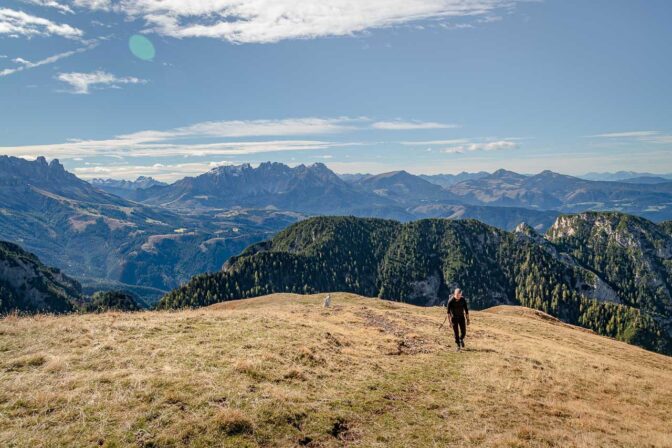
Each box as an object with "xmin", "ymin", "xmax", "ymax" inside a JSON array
[
  {"xmin": 0, "ymin": 240, "xmax": 81, "ymax": 313},
  {"xmin": 159, "ymin": 213, "xmax": 672, "ymax": 354},
  {"xmin": 2, "ymin": 294, "xmax": 671, "ymax": 447}
]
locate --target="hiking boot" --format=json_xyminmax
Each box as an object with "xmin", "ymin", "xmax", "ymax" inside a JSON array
[
  {"xmin": 460, "ymin": 339, "xmax": 465, "ymax": 348},
  {"xmin": 455, "ymin": 345, "xmax": 461, "ymax": 352}
]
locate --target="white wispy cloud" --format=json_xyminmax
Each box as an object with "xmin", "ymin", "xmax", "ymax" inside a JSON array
[
  {"xmin": 0, "ymin": 117, "xmax": 362, "ymax": 159},
  {"xmin": 589, "ymin": 131, "xmax": 660, "ymax": 138},
  {"xmin": 0, "ymin": 42, "xmax": 96, "ymax": 77},
  {"xmin": 0, "ymin": 7, "xmax": 82, "ymax": 38},
  {"xmin": 21, "ymin": 0, "xmax": 74, "ymax": 14},
  {"xmin": 588, "ymin": 130, "xmax": 672, "ymax": 145},
  {"xmin": 400, "ymin": 139, "xmax": 471, "ymax": 146},
  {"xmin": 62, "ymin": 0, "xmax": 520, "ymax": 43},
  {"xmin": 402, "ymin": 137, "xmax": 519, "ymax": 153},
  {"xmin": 12, "ymin": 57, "xmax": 31, "ymax": 64},
  {"xmin": 442, "ymin": 140, "xmax": 517, "ymax": 153},
  {"xmin": 372, "ymin": 120, "xmax": 460, "ymax": 131},
  {"xmin": 56, "ymin": 70, "xmax": 146, "ymax": 94}
]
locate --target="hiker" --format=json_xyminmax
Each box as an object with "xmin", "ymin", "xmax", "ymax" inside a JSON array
[
  {"xmin": 323, "ymin": 294, "xmax": 332, "ymax": 308},
  {"xmin": 446, "ymin": 288, "xmax": 470, "ymax": 351}
]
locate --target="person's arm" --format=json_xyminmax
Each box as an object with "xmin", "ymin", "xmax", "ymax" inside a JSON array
[
  {"xmin": 446, "ymin": 297, "xmax": 453, "ymax": 319},
  {"xmin": 465, "ymin": 299, "xmax": 470, "ymax": 325}
]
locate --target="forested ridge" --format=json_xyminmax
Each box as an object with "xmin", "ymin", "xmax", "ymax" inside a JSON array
[
  {"xmin": 0, "ymin": 241, "xmax": 81, "ymax": 314},
  {"xmin": 159, "ymin": 213, "xmax": 672, "ymax": 354}
]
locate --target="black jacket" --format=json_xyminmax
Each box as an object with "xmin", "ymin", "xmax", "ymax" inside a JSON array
[{"xmin": 446, "ymin": 295, "xmax": 469, "ymax": 319}]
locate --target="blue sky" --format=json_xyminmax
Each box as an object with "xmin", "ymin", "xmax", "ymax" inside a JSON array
[{"xmin": 1, "ymin": 0, "xmax": 671, "ymax": 181}]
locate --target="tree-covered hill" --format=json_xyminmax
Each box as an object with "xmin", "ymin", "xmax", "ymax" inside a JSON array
[
  {"xmin": 158, "ymin": 213, "xmax": 672, "ymax": 354},
  {"xmin": 80, "ymin": 290, "xmax": 142, "ymax": 313}
]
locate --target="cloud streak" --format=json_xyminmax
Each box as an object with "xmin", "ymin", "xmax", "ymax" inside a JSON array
[
  {"xmin": 442, "ymin": 140, "xmax": 518, "ymax": 153},
  {"xmin": 21, "ymin": 0, "xmax": 74, "ymax": 14},
  {"xmin": 372, "ymin": 120, "xmax": 459, "ymax": 131},
  {"xmin": 402, "ymin": 137, "xmax": 520, "ymax": 153},
  {"xmin": 0, "ymin": 117, "xmax": 363, "ymax": 159},
  {"xmin": 0, "ymin": 42, "xmax": 96, "ymax": 77},
  {"xmin": 589, "ymin": 130, "xmax": 672, "ymax": 145},
  {"xmin": 0, "ymin": 7, "xmax": 82, "ymax": 38},
  {"xmin": 56, "ymin": 70, "xmax": 146, "ymax": 94}
]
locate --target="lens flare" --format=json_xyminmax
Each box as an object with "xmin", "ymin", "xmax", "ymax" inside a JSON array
[{"xmin": 129, "ymin": 35, "xmax": 155, "ymax": 61}]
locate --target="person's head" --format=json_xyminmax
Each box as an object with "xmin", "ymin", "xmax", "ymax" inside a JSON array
[{"xmin": 455, "ymin": 288, "xmax": 462, "ymax": 299}]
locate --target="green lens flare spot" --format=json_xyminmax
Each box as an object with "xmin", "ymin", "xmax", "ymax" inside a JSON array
[{"xmin": 129, "ymin": 35, "xmax": 155, "ymax": 61}]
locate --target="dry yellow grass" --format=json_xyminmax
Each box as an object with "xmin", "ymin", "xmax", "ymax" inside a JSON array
[{"xmin": 1, "ymin": 293, "xmax": 671, "ymax": 447}]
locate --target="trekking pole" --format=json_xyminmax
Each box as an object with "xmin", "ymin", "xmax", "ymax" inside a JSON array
[{"xmin": 438, "ymin": 314, "xmax": 448, "ymax": 330}]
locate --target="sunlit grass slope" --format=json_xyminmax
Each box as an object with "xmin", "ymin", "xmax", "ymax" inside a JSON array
[{"xmin": 1, "ymin": 293, "xmax": 671, "ymax": 447}]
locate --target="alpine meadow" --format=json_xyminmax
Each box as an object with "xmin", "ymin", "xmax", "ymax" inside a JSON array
[{"xmin": 2, "ymin": 1, "xmax": 672, "ymax": 447}]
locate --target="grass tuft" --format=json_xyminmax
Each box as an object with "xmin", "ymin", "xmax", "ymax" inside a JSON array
[{"xmin": 212, "ymin": 409, "xmax": 254, "ymax": 435}]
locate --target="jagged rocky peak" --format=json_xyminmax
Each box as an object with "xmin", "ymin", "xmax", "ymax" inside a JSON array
[
  {"xmin": 91, "ymin": 176, "xmax": 166, "ymax": 190},
  {"xmin": 514, "ymin": 222, "xmax": 538, "ymax": 236},
  {"xmin": 549, "ymin": 212, "xmax": 626, "ymax": 238},
  {"xmin": 0, "ymin": 155, "xmax": 72, "ymax": 183},
  {"xmin": 209, "ymin": 163, "xmax": 252, "ymax": 176}
]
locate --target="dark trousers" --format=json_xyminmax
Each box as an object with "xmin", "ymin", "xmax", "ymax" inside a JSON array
[{"xmin": 452, "ymin": 316, "xmax": 466, "ymax": 344}]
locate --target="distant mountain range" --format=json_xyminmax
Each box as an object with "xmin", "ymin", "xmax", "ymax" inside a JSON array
[
  {"xmin": 160, "ymin": 212, "xmax": 672, "ymax": 355},
  {"xmin": 580, "ymin": 171, "xmax": 672, "ymax": 183},
  {"xmin": 419, "ymin": 171, "xmax": 490, "ymax": 187},
  {"xmin": 2, "ymin": 155, "xmax": 672, "ymax": 304},
  {"xmin": 91, "ymin": 162, "xmax": 672, "ymax": 223},
  {"xmin": 90, "ymin": 176, "xmax": 167, "ymax": 199},
  {"xmin": 447, "ymin": 169, "xmax": 672, "ymax": 220}
]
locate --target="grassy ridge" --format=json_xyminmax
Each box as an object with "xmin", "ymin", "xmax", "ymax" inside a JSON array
[{"xmin": 1, "ymin": 293, "xmax": 671, "ymax": 447}]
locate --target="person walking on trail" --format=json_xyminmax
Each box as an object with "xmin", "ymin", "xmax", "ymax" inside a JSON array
[{"xmin": 446, "ymin": 288, "xmax": 470, "ymax": 351}]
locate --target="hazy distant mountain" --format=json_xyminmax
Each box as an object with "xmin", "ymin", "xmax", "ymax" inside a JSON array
[
  {"xmin": 419, "ymin": 171, "xmax": 490, "ymax": 188},
  {"xmin": 408, "ymin": 203, "xmax": 559, "ymax": 232},
  {"xmin": 355, "ymin": 170, "xmax": 454, "ymax": 205},
  {"xmin": 581, "ymin": 171, "xmax": 672, "ymax": 182},
  {"xmin": 618, "ymin": 176, "xmax": 672, "ymax": 185},
  {"xmin": 135, "ymin": 163, "xmax": 561, "ymax": 229},
  {"xmin": 90, "ymin": 176, "xmax": 167, "ymax": 199},
  {"xmin": 138, "ymin": 162, "xmax": 397, "ymax": 213},
  {"xmin": 339, "ymin": 173, "xmax": 370, "ymax": 183},
  {"xmin": 449, "ymin": 169, "xmax": 672, "ymax": 221}
]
